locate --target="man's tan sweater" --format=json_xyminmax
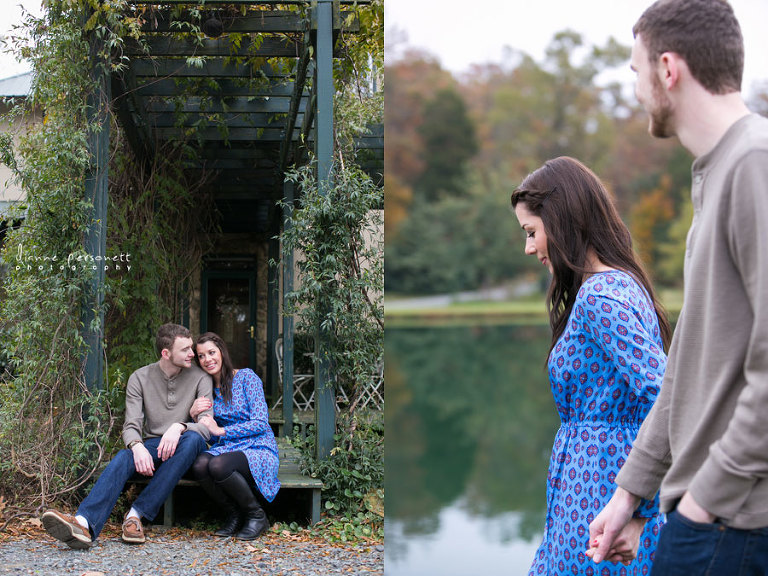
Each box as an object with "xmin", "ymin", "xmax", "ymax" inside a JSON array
[
  {"xmin": 616, "ymin": 114, "xmax": 768, "ymax": 529},
  {"xmin": 122, "ymin": 362, "xmax": 213, "ymax": 446}
]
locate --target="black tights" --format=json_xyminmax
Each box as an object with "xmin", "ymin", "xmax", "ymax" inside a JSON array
[{"xmin": 192, "ymin": 451, "xmax": 253, "ymax": 484}]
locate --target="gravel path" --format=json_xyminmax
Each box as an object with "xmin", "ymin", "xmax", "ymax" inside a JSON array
[{"xmin": 0, "ymin": 525, "xmax": 383, "ymax": 576}]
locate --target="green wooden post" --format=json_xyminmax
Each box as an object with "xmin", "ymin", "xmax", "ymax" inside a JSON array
[
  {"xmin": 82, "ymin": 35, "xmax": 110, "ymax": 392},
  {"xmin": 314, "ymin": 0, "xmax": 336, "ymax": 460},
  {"xmin": 282, "ymin": 180, "xmax": 295, "ymax": 436},
  {"xmin": 267, "ymin": 232, "xmax": 280, "ymax": 401}
]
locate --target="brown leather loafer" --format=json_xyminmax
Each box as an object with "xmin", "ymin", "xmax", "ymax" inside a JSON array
[
  {"xmin": 41, "ymin": 509, "xmax": 92, "ymax": 549},
  {"xmin": 121, "ymin": 515, "xmax": 146, "ymax": 544}
]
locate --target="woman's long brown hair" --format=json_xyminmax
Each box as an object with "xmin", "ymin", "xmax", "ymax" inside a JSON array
[
  {"xmin": 195, "ymin": 332, "xmax": 236, "ymax": 404},
  {"xmin": 511, "ymin": 156, "xmax": 672, "ymax": 354}
]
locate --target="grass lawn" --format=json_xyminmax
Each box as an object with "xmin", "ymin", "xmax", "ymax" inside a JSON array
[{"xmin": 385, "ymin": 288, "xmax": 683, "ymax": 328}]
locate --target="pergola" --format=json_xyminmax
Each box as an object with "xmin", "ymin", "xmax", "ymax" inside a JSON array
[{"xmin": 81, "ymin": 0, "xmax": 379, "ymax": 457}]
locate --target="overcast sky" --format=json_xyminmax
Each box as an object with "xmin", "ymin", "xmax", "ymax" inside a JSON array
[
  {"xmin": 385, "ymin": 0, "xmax": 768, "ymax": 99},
  {"xmin": 3, "ymin": 1, "xmax": 767, "ymax": 98},
  {"xmin": 0, "ymin": 1, "xmax": 43, "ymax": 78}
]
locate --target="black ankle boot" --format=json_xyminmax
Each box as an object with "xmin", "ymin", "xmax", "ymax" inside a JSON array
[
  {"xmin": 216, "ymin": 471, "xmax": 271, "ymax": 540},
  {"xmin": 214, "ymin": 509, "xmax": 242, "ymax": 537},
  {"xmin": 197, "ymin": 476, "xmax": 241, "ymax": 537},
  {"xmin": 236, "ymin": 507, "xmax": 270, "ymax": 541}
]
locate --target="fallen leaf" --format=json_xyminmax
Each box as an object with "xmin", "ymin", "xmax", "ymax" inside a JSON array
[{"xmin": 25, "ymin": 518, "xmax": 42, "ymax": 528}]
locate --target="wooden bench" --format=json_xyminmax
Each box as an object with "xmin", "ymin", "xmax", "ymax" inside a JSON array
[
  {"xmin": 268, "ymin": 408, "xmax": 315, "ymax": 438},
  {"xmin": 129, "ymin": 437, "xmax": 323, "ymax": 527}
]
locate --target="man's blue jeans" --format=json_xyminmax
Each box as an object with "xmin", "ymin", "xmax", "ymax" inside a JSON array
[
  {"xmin": 651, "ymin": 509, "xmax": 768, "ymax": 575},
  {"xmin": 77, "ymin": 432, "xmax": 205, "ymax": 539}
]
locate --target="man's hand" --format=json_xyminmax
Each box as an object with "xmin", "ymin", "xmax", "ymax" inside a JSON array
[
  {"xmin": 157, "ymin": 423, "xmax": 185, "ymax": 461},
  {"xmin": 587, "ymin": 517, "xmax": 647, "ymax": 565},
  {"xmin": 132, "ymin": 443, "xmax": 155, "ymax": 477},
  {"xmin": 190, "ymin": 397, "xmax": 212, "ymax": 421},
  {"xmin": 587, "ymin": 487, "xmax": 642, "ymax": 564},
  {"xmin": 677, "ymin": 491, "xmax": 716, "ymax": 523},
  {"xmin": 199, "ymin": 415, "xmax": 225, "ymax": 437}
]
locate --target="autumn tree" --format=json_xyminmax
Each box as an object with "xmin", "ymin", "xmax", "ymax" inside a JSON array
[{"xmin": 415, "ymin": 87, "xmax": 478, "ymax": 201}]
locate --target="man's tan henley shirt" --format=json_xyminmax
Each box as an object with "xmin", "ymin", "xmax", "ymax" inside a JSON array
[{"xmin": 121, "ymin": 362, "xmax": 213, "ymax": 447}]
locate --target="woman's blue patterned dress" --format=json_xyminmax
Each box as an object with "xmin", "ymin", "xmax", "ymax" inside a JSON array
[
  {"xmin": 528, "ymin": 271, "xmax": 666, "ymax": 575},
  {"xmin": 206, "ymin": 368, "xmax": 281, "ymax": 502}
]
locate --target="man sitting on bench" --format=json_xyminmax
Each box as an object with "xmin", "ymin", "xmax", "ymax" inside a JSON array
[{"xmin": 41, "ymin": 323, "xmax": 213, "ymax": 548}]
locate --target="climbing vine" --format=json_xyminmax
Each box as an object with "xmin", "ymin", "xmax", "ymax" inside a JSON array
[
  {"xmin": 0, "ymin": 1, "xmax": 220, "ymax": 515},
  {"xmin": 0, "ymin": 1, "xmax": 124, "ymax": 517}
]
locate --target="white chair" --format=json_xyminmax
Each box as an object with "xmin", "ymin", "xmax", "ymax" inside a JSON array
[{"xmin": 273, "ymin": 336, "xmax": 315, "ymax": 411}]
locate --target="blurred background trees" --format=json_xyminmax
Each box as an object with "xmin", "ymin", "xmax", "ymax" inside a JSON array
[{"xmin": 385, "ymin": 32, "xmax": 768, "ymax": 296}]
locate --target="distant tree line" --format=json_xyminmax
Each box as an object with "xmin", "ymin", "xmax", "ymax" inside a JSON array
[{"xmin": 385, "ymin": 31, "xmax": 768, "ymax": 295}]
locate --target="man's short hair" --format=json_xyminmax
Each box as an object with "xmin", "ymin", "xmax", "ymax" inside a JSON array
[
  {"xmin": 155, "ymin": 323, "xmax": 191, "ymax": 356},
  {"xmin": 633, "ymin": 0, "xmax": 743, "ymax": 95}
]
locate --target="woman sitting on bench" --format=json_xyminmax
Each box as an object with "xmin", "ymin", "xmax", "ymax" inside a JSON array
[{"xmin": 190, "ymin": 332, "xmax": 281, "ymax": 540}]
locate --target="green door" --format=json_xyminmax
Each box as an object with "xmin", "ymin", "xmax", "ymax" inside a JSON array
[{"xmin": 201, "ymin": 270, "xmax": 256, "ymax": 370}]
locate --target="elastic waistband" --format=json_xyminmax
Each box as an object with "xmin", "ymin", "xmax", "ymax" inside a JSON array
[{"xmin": 559, "ymin": 420, "xmax": 641, "ymax": 431}]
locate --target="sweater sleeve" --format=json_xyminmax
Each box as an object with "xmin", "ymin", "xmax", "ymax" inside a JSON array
[
  {"xmin": 122, "ymin": 372, "xmax": 145, "ymax": 446},
  {"xmin": 184, "ymin": 374, "xmax": 213, "ymax": 441},
  {"xmin": 222, "ymin": 370, "xmax": 272, "ymax": 441},
  {"xmin": 688, "ymin": 151, "xmax": 768, "ymax": 519}
]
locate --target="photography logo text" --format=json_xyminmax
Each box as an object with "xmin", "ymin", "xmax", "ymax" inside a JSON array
[{"xmin": 13, "ymin": 244, "xmax": 132, "ymax": 274}]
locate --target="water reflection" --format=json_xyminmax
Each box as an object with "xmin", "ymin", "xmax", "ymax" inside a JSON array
[{"xmin": 385, "ymin": 323, "xmax": 558, "ymax": 575}]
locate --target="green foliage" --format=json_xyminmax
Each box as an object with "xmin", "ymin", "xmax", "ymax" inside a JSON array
[
  {"xmin": 280, "ymin": 163, "xmax": 383, "ymax": 407},
  {"xmin": 416, "ymin": 88, "xmax": 478, "ymax": 201},
  {"xmin": 656, "ymin": 196, "xmax": 693, "ymax": 287},
  {"xmin": 291, "ymin": 412, "xmax": 383, "ymax": 542},
  {"xmin": 0, "ymin": 1, "xmax": 122, "ymax": 509},
  {"xmin": 386, "ymin": 179, "xmax": 541, "ymax": 295},
  {"xmin": 104, "ymin": 139, "xmax": 218, "ymax": 380},
  {"xmin": 0, "ymin": 1, "xmax": 218, "ymax": 511}
]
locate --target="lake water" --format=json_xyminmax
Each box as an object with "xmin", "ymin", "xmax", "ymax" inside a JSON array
[{"xmin": 385, "ymin": 323, "xmax": 559, "ymax": 575}]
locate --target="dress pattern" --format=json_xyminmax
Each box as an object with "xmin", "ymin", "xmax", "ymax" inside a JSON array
[
  {"xmin": 206, "ymin": 368, "xmax": 281, "ymax": 502},
  {"xmin": 529, "ymin": 271, "xmax": 666, "ymax": 575}
]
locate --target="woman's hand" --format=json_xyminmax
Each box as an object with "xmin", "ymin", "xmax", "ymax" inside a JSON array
[
  {"xmin": 199, "ymin": 414, "xmax": 225, "ymax": 437},
  {"xmin": 190, "ymin": 397, "xmax": 212, "ymax": 421}
]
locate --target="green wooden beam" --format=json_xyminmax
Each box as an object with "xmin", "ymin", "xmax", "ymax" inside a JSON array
[
  {"xmin": 140, "ymin": 10, "xmax": 306, "ymax": 33},
  {"xmin": 131, "ymin": 58, "xmax": 294, "ymax": 78},
  {"xmin": 136, "ymin": 78, "xmax": 296, "ymax": 97},
  {"xmin": 267, "ymin": 232, "xmax": 281, "ymax": 402},
  {"xmin": 126, "ymin": 35, "xmax": 302, "ymax": 58},
  {"xmin": 294, "ymin": 74, "xmax": 315, "ymax": 166},
  {"xmin": 197, "ymin": 147, "xmax": 276, "ymax": 159},
  {"xmin": 313, "ymin": 0, "xmax": 335, "ymax": 461},
  {"xmin": 281, "ymin": 179, "xmax": 295, "ymax": 436},
  {"xmin": 199, "ymin": 157, "xmax": 275, "ymax": 170},
  {"xmin": 148, "ymin": 111, "xmax": 301, "ymax": 129},
  {"xmin": 145, "ymin": 95, "xmax": 305, "ymax": 114},
  {"xmin": 279, "ymin": 33, "xmax": 311, "ymax": 172},
  {"xmin": 138, "ymin": 9, "xmax": 359, "ymax": 34},
  {"xmin": 111, "ymin": 73, "xmax": 156, "ymax": 165},
  {"xmin": 153, "ymin": 126, "xmax": 299, "ymax": 141},
  {"xmin": 83, "ymin": 35, "xmax": 111, "ymax": 392}
]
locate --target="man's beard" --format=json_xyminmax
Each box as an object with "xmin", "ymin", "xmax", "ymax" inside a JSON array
[{"xmin": 648, "ymin": 76, "xmax": 675, "ymax": 139}]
